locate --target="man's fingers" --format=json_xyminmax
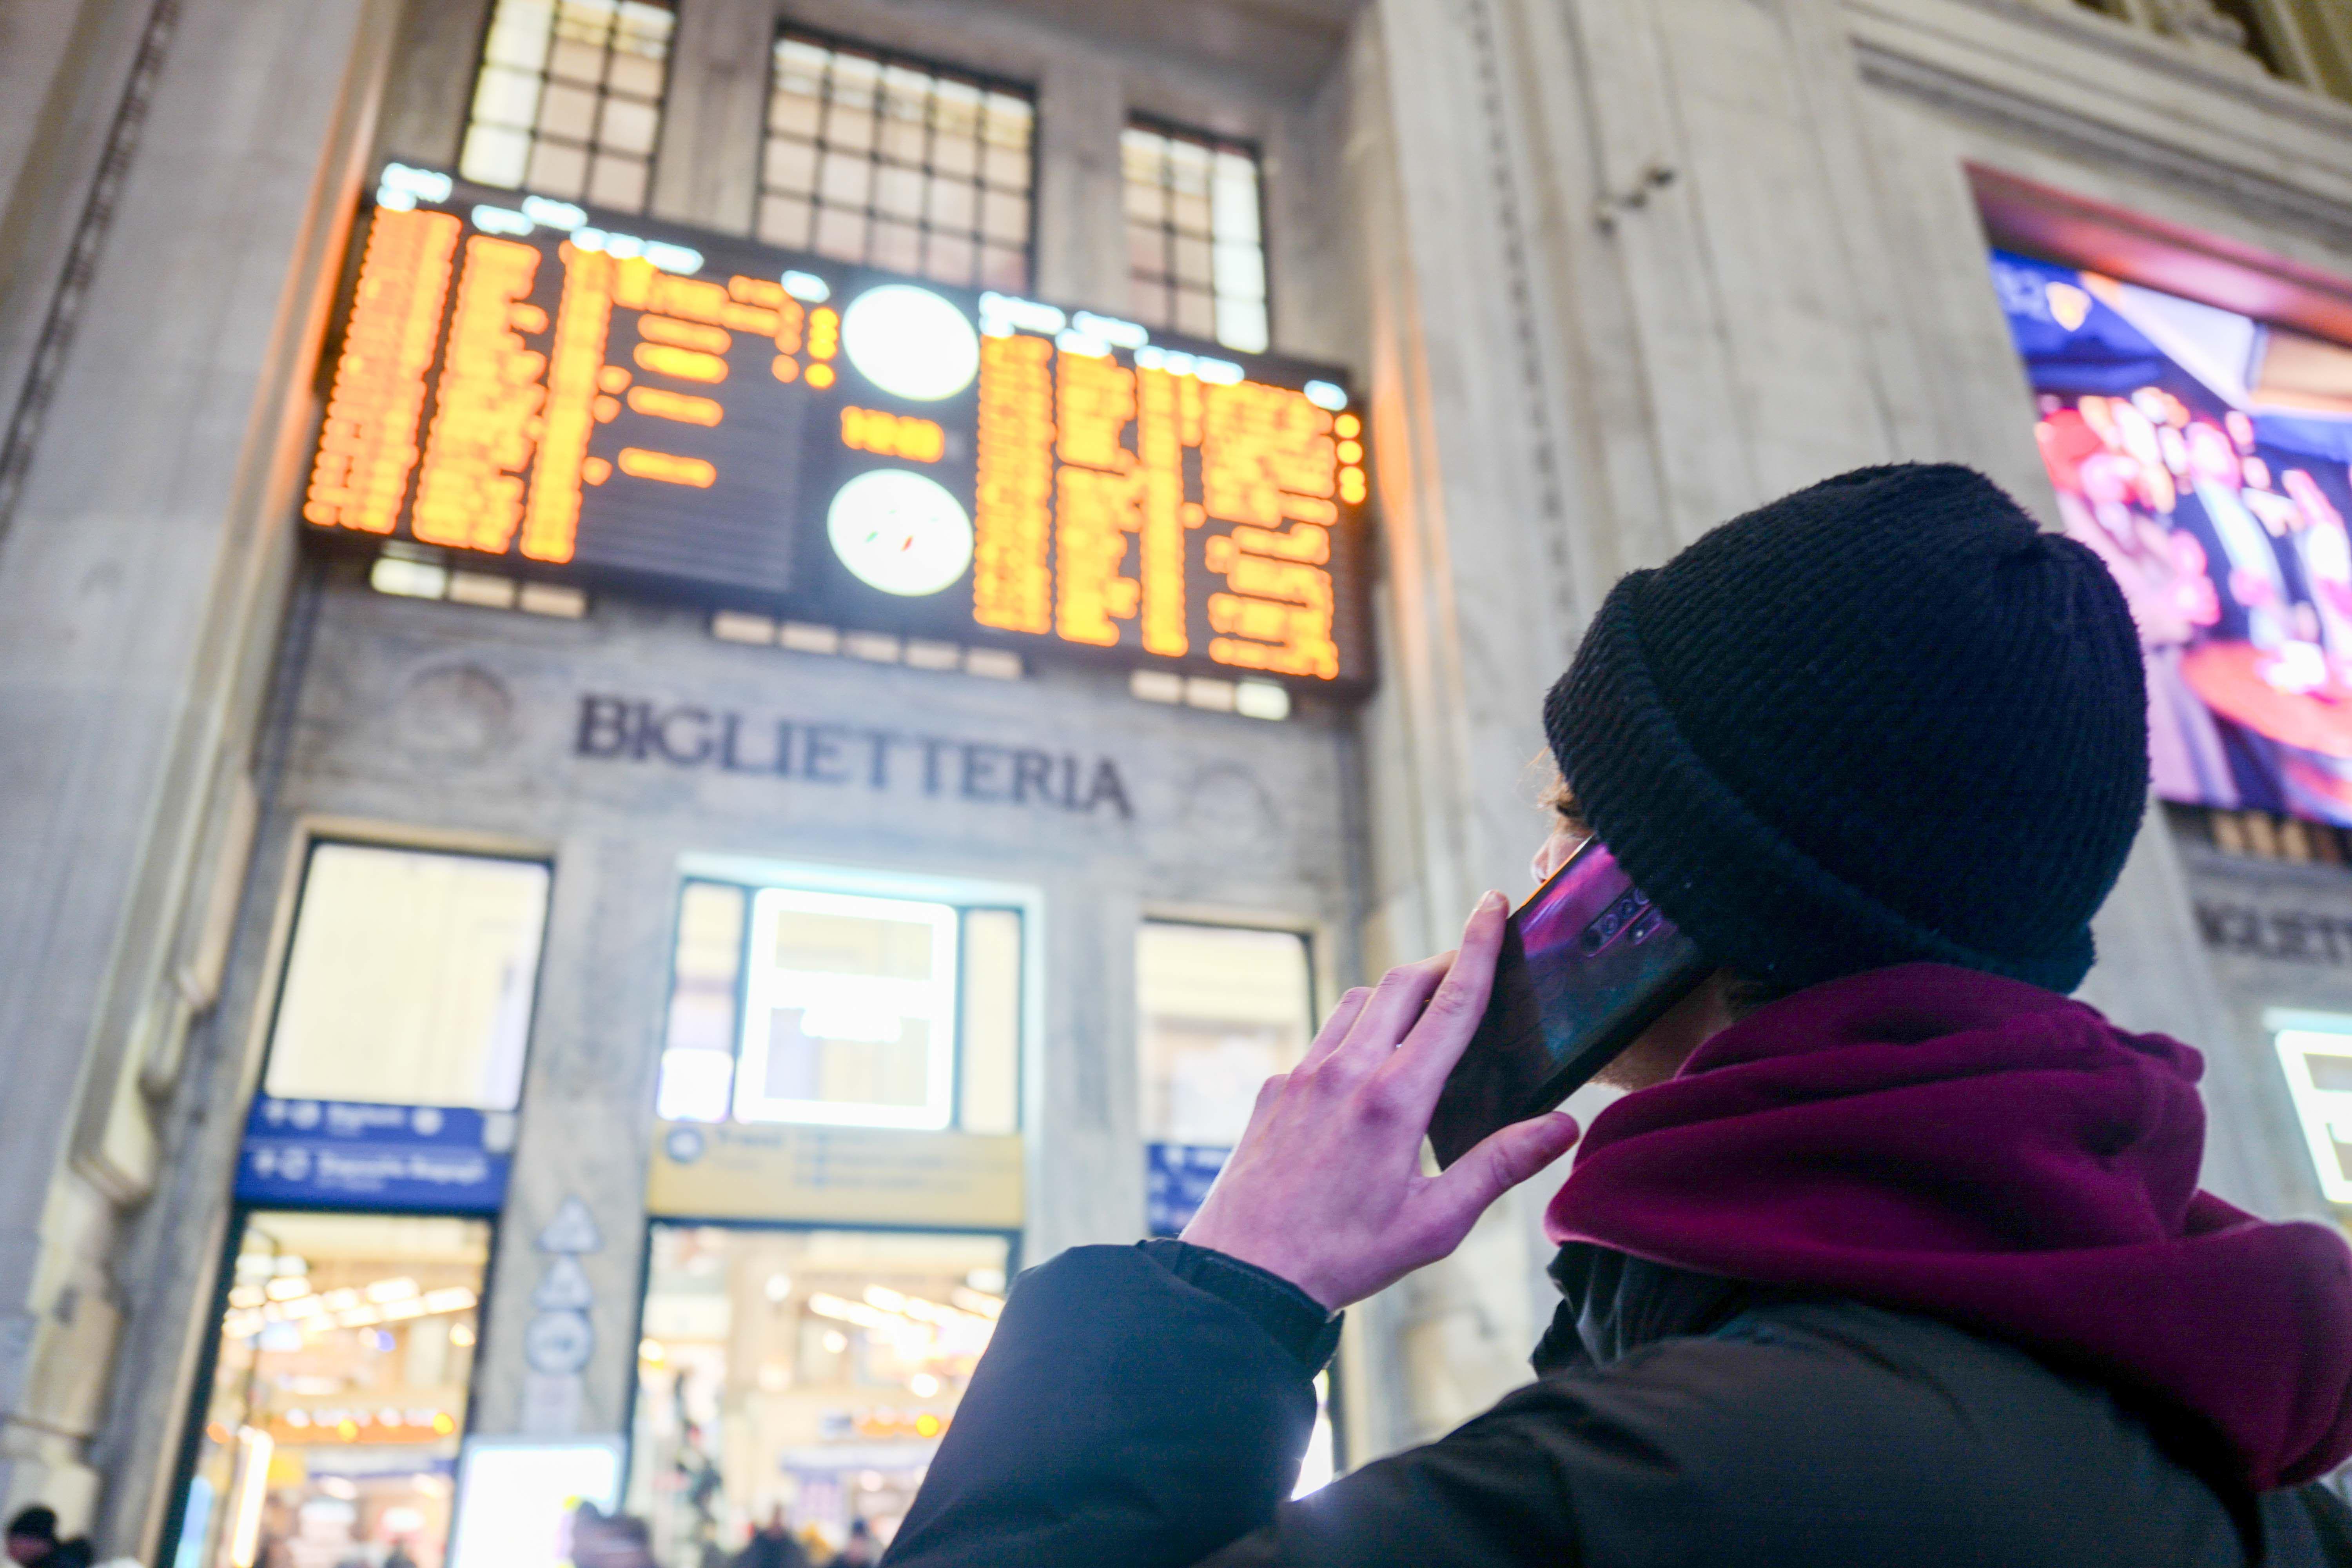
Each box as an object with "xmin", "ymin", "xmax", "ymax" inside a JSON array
[
  {"xmin": 1426, "ymin": 1111, "xmax": 1582, "ymax": 1238},
  {"xmin": 1247, "ymin": 1071, "xmax": 1291, "ymax": 1123},
  {"xmin": 1389, "ymin": 893, "xmax": 1509, "ymax": 1093},
  {"xmin": 1325, "ymin": 955, "xmax": 1450, "ymax": 1074},
  {"xmin": 1297, "ymin": 987, "xmax": 1375, "ymax": 1071}
]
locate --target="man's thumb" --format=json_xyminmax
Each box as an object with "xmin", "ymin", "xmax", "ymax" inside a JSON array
[{"xmin": 1436, "ymin": 1111, "xmax": 1581, "ymax": 1227}]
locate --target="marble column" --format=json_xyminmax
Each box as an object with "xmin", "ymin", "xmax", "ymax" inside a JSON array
[
  {"xmin": 0, "ymin": 0, "xmax": 405, "ymax": 1546},
  {"xmin": 1338, "ymin": 0, "xmax": 2312, "ymax": 1452}
]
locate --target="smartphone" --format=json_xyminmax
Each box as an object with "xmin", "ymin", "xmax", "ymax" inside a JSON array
[{"xmin": 1426, "ymin": 838, "xmax": 1712, "ymax": 1168}]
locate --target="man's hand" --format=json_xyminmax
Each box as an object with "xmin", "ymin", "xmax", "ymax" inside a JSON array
[{"xmin": 1180, "ymin": 891, "xmax": 1585, "ymax": 1311}]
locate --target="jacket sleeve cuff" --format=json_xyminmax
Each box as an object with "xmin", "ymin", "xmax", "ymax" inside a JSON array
[{"xmin": 1139, "ymin": 1238, "xmax": 1342, "ymax": 1376}]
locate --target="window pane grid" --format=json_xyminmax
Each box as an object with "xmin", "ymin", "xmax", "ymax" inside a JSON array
[
  {"xmin": 1122, "ymin": 120, "xmax": 1269, "ymax": 353},
  {"xmin": 655, "ymin": 879, "xmax": 1022, "ymax": 1133},
  {"xmin": 459, "ymin": 0, "xmax": 675, "ymax": 211},
  {"xmin": 264, "ymin": 842, "xmax": 551, "ymax": 1111},
  {"xmin": 759, "ymin": 28, "xmax": 1035, "ymax": 291}
]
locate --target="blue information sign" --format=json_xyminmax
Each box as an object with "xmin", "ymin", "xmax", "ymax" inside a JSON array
[
  {"xmin": 235, "ymin": 1096, "xmax": 514, "ymax": 1212},
  {"xmin": 1145, "ymin": 1142, "xmax": 1231, "ymax": 1237}
]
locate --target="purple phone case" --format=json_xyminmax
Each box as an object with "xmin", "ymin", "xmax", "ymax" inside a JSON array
[{"xmin": 1426, "ymin": 840, "xmax": 1711, "ymax": 1168}]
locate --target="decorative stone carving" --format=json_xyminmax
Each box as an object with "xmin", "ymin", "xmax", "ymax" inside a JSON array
[
  {"xmin": 2145, "ymin": 0, "xmax": 2250, "ymax": 51},
  {"xmin": 394, "ymin": 661, "xmax": 516, "ymax": 764}
]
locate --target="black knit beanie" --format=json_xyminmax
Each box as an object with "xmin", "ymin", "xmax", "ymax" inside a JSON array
[{"xmin": 1544, "ymin": 463, "xmax": 2148, "ymax": 996}]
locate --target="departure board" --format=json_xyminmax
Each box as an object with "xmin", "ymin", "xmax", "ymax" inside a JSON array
[{"xmin": 304, "ymin": 164, "xmax": 1374, "ymax": 690}]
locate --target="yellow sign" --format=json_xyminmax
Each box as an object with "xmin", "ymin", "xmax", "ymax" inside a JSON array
[{"xmin": 646, "ymin": 1121, "xmax": 1023, "ymax": 1229}]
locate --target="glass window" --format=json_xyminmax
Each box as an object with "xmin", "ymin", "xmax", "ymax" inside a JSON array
[
  {"xmin": 1137, "ymin": 922, "xmax": 1313, "ymax": 1234},
  {"xmin": 1122, "ymin": 122, "xmax": 1268, "ymax": 353},
  {"xmin": 654, "ymin": 880, "xmax": 1023, "ymax": 1132},
  {"xmin": 457, "ymin": 0, "xmax": 676, "ymax": 210},
  {"xmin": 2271, "ymin": 1010, "xmax": 2352, "ymax": 1202},
  {"xmin": 760, "ymin": 31, "xmax": 1034, "ymax": 290},
  {"xmin": 173, "ymin": 1213, "xmax": 490, "ymax": 1568},
  {"xmin": 628, "ymin": 1225, "xmax": 1010, "ymax": 1561},
  {"xmin": 265, "ymin": 843, "xmax": 550, "ymax": 1111}
]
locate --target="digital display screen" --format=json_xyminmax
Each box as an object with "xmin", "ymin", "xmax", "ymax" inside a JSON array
[
  {"xmin": 446, "ymin": 1437, "xmax": 622, "ymax": 1568},
  {"xmin": 1994, "ymin": 249, "xmax": 2352, "ymax": 824},
  {"xmin": 304, "ymin": 163, "xmax": 1373, "ymax": 690}
]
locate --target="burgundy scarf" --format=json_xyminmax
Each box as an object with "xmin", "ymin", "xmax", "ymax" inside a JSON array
[{"xmin": 1546, "ymin": 963, "xmax": 2352, "ymax": 1490}]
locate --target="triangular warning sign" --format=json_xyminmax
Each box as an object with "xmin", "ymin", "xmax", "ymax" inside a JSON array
[
  {"xmin": 532, "ymin": 1253, "xmax": 595, "ymax": 1311},
  {"xmin": 537, "ymin": 1196, "xmax": 604, "ymax": 1254}
]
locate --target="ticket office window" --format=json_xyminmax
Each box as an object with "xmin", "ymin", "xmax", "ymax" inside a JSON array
[
  {"xmin": 628, "ymin": 1224, "xmax": 1011, "ymax": 1562},
  {"xmin": 655, "ymin": 880, "xmax": 1022, "ymax": 1132},
  {"xmin": 458, "ymin": 0, "xmax": 676, "ymax": 210},
  {"xmin": 265, "ymin": 841, "xmax": 551, "ymax": 1111},
  {"xmin": 174, "ymin": 1214, "xmax": 489, "ymax": 1568},
  {"xmin": 2271, "ymin": 1009, "xmax": 2352, "ymax": 1203}
]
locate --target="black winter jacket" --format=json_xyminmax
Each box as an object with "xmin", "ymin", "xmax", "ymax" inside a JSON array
[{"xmin": 886, "ymin": 1240, "xmax": 2352, "ymax": 1566}]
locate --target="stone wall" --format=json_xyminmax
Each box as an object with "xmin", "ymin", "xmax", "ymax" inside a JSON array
[
  {"xmin": 93, "ymin": 564, "xmax": 1361, "ymax": 1510},
  {"xmin": 1335, "ymin": 0, "xmax": 2352, "ymax": 1446}
]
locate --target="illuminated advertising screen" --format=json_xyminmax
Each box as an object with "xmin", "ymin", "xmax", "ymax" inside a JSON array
[
  {"xmin": 446, "ymin": 1437, "xmax": 622, "ymax": 1568},
  {"xmin": 304, "ymin": 163, "xmax": 1373, "ymax": 691},
  {"xmin": 1994, "ymin": 249, "xmax": 2352, "ymax": 824}
]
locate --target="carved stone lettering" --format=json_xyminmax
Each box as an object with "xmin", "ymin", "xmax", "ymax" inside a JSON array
[{"xmin": 572, "ymin": 692, "xmax": 1134, "ymax": 819}]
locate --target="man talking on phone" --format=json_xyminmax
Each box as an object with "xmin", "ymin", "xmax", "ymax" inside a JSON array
[{"xmin": 884, "ymin": 464, "xmax": 2352, "ymax": 1565}]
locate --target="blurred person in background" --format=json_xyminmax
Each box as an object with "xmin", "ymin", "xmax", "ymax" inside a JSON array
[
  {"xmin": 733, "ymin": 1507, "xmax": 809, "ymax": 1568},
  {"xmin": 833, "ymin": 1518, "xmax": 878, "ymax": 1567},
  {"xmin": 571, "ymin": 1504, "xmax": 657, "ymax": 1568},
  {"xmin": 883, "ymin": 465, "xmax": 2352, "ymax": 1566},
  {"xmin": 4, "ymin": 1509, "xmax": 56, "ymax": 1568}
]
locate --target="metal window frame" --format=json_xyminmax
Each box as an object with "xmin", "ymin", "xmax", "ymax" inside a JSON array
[
  {"xmin": 259, "ymin": 833, "xmax": 557, "ymax": 1113},
  {"xmin": 2267, "ymin": 1007, "xmax": 2352, "ymax": 1204},
  {"xmin": 757, "ymin": 24, "xmax": 1040, "ymax": 290},
  {"xmin": 459, "ymin": 0, "xmax": 679, "ymax": 212},
  {"xmin": 657, "ymin": 862, "xmax": 1033, "ymax": 1135},
  {"xmin": 1121, "ymin": 113, "xmax": 1272, "ymax": 350}
]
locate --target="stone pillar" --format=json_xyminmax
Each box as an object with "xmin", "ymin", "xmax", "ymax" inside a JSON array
[
  {"xmin": 373, "ymin": 0, "xmax": 492, "ymax": 169},
  {"xmin": 0, "ymin": 0, "xmax": 157, "ymax": 419},
  {"xmin": 650, "ymin": 0, "xmax": 769, "ymax": 235},
  {"xmin": 1031, "ymin": 57, "xmax": 1129, "ymax": 314},
  {"xmin": 1339, "ymin": 0, "xmax": 2263, "ymax": 1453},
  {"xmin": 0, "ymin": 0, "xmax": 403, "ymax": 1548},
  {"xmin": 470, "ymin": 830, "xmax": 670, "ymax": 1439},
  {"xmin": 1334, "ymin": 0, "xmax": 1596, "ymax": 1451}
]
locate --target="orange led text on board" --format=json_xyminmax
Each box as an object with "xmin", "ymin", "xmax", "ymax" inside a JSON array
[
  {"xmin": 841, "ymin": 407, "xmax": 945, "ymax": 463},
  {"xmin": 305, "ymin": 190, "xmax": 1362, "ymax": 682},
  {"xmin": 968, "ymin": 339, "xmax": 1345, "ymax": 679},
  {"xmin": 309, "ymin": 217, "xmax": 817, "ymax": 564}
]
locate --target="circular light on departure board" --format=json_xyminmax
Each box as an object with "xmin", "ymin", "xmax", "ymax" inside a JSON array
[
  {"xmin": 840, "ymin": 285, "xmax": 980, "ymax": 401},
  {"xmin": 827, "ymin": 470, "xmax": 974, "ymax": 597}
]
